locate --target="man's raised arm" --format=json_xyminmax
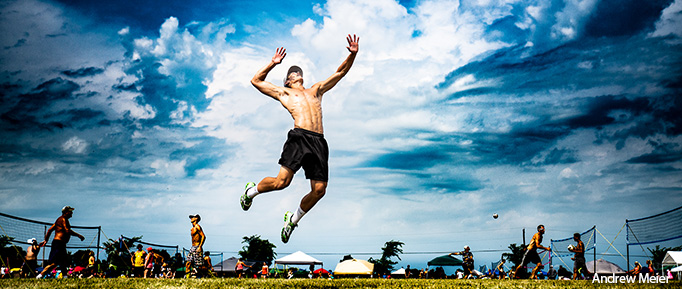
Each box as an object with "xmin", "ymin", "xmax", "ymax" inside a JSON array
[
  {"xmin": 251, "ymin": 47, "xmax": 287, "ymax": 99},
  {"xmin": 316, "ymin": 34, "xmax": 359, "ymax": 95}
]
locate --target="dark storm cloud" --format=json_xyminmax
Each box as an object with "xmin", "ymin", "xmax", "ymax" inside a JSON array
[
  {"xmin": 627, "ymin": 141, "xmax": 682, "ymax": 164},
  {"xmin": 61, "ymin": 67, "xmax": 104, "ymax": 77},
  {"xmin": 584, "ymin": 0, "xmax": 674, "ymax": 38},
  {"xmin": 366, "ymin": 147, "xmax": 450, "ymax": 170}
]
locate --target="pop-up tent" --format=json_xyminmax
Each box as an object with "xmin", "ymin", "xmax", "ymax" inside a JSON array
[
  {"xmin": 274, "ymin": 251, "xmax": 323, "ymax": 267},
  {"xmin": 334, "ymin": 259, "xmax": 374, "ymax": 275},
  {"xmin": 391, "ymin": 267, "xmax": 406, "ymax": 275},
  {"xmin": 586, "ymin": 259, "xmax": 626, "ymax": 275},
  {"xmin": 428, "ymin": 255, "xmax": 463, "ymax": 266},
  {"xmin": 214, "ymin": 257, "xmax": 258, "ymax": 273},
  {"xmin": 662, "ymin": 251, "xmax": 682, "ymax": 270}
]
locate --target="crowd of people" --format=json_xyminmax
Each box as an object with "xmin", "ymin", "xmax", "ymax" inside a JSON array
[{"xmin": 1, "ymin": 208, "xmax": 675, "ymax": 281}]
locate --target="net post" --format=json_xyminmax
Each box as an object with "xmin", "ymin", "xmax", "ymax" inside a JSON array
[
  {"xmin": 626, "ymin": 219, "xmax": 630, "ymax": 272},
  {"xmin": 97, "ymin": 226, "xmax": 101, "ymax": 260}
]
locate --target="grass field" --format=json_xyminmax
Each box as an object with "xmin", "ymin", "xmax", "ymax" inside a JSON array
[{"xmin": 0, "ymin": 278, "xmax": 680, "ymax": 289}]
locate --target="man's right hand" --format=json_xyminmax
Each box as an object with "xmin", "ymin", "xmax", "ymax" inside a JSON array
[{"xmin": 272, "ymin": 47, "xmax": 286, "ymax": 64}]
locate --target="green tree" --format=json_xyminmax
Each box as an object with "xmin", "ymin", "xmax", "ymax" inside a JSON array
[
  {"xmin": 0, "ymin": 235, "xmax": 26, "ymax": 269},
  {"xmin": 238, "ymin": 235, "xmax": 277, "ymax": 265},
  {"xmin": 648, "ymin": 245, "xmax": 682, "ymax": 270},
  {"xmin": 369, "ymin": 240, "xmax": 404, "ymax": 275},
  {"xmin": 102, "ymin": 236, "xmax": 142, "ymax": 275},
  {"xmin": 502, "ymin": 243, "xmax": 526, "ymax": 268}
]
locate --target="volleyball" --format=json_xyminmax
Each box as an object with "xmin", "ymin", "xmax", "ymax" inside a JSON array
[
  {"xmin": 568, "ymin": 244, "xmax": 574, "ymax": 251},
  {"xmin": 493, "ymin": 213, "xmax": 498, "ymax": 219}
]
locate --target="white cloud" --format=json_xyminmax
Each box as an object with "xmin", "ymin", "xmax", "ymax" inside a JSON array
[
  {"xmin": 62, "ymin": 136, "xmax": 89, "ymax": 154},
  {"xmin": 651, "ymin": 0, "xmax": 682, "ymax": 38}
]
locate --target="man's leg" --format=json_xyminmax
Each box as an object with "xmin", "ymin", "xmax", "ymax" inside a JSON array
[
  {"xmin": 242, "ymin": 167, "xmax": 294, "ymax": 211},
  {"xmin": 531, "ymin": 263, "xmax": 542, "ymax": 279},
  {"xmin": 281, "ymin": 180, "xmax": 327, "ymax": 243}
]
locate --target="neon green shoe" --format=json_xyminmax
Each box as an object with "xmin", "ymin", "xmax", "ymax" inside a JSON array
[
  {"xmin": 281, "ymin": 211, "xmax": 297, "ymax": 243},
  {"xmin": 240, "ymin": 182, "xmax": 255, "ymax": 211}
]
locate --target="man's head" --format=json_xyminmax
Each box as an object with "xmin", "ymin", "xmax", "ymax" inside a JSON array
[
  {"xmin": 573, "ymin": 233, "xmax": 581, "ymax": 241},
  {"xmin": 137, "ymin": 244, "xmax": 143, "ymax": 250},
  {"xmin": 284, "ymin": 66, "xmax": 303, "ymax": 88},
  {"xmin": 537, "ymin": 224, "xmax": 545, "ymax": 233},
  {"xmin": 205, "ymin": 251, "xmax": 211, "ymax": 256},
  {"xmin": 28, "ymin": 238, "xmax": 37, "ymax": 245},
  {"xmin": 62, "ymin": 206, "xmax": 75, "ymax": 218},
  {"xmin": 464, "ymin": 245, "xmax": 470, "ymax": 251},
  {"xmin": 147, "ymin": 247, "xmax": 153, "ymax": 252},
  {"xmin": 189, "ymin": 214, "xmax": 201, "ymax": 223}
]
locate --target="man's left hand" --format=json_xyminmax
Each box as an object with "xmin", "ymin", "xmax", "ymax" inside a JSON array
[{"xmin": 346, "ymin": 34, "xmax": 359, "ymax": 53}]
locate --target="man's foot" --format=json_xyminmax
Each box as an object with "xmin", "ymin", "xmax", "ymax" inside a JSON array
[
  {"xmin": 240, "ymin": 182, "xmax": 255, "ymax": 211},
  {"xmin": 281, "ymin": 211, "xmax": 297, "ymax": 243}
]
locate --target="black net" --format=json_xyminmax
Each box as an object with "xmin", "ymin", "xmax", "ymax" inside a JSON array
[
  {"xmin": 627, "ymin": 206, "xmax": 682, "ymax": 245},
  {"xmin": 551, "ymin": 226, "xmax": 596, "ymax": 259},
  {"xmin": 0, "ymin": 212, "xmax": 100, "ymax": 250}
]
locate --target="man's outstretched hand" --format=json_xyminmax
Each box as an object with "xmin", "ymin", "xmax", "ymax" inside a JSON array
[
  {"xmin": 346, "ymin": 34, "xmax": 359, "ymax": 54},
  {"xmin": 272, "ymin": 47, "xmax": 286, "ymax": 64}
]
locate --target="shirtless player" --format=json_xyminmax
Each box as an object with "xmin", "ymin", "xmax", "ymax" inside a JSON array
[
  {"xmin": 241, "ymin": 34, "xmax": 359, "ymax": 243},
  {"xmin": 185, "ymin": 214, "xmax": 206, "ymax": 276},
  {"xmin": 514, "ymin": 224, "xmax": 551, "ymax": 279},
  {"xmin": 36, "ymin": 206, "xmax": 85, "ymax": 279}
]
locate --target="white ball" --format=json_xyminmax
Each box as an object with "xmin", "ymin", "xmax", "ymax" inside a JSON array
[
  {"xmin": 567, "ymin": 244, "xmax": 574, "ymax": 251},
  {"xmin": 493, "ymin": 213, "xmax": 499, "ymax": 219}
]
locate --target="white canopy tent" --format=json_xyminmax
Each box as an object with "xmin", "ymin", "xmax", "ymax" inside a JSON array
[
  {"xmin": 274, "ymin": 251, "xmax": 323, "ymax": 269},
  {"xmin": 662, "ymin": 251, "xmax": 682, "ymax": 269},
  {"xmin": 334, "ymin": 259, "xmax": 374, "ymax": 275},
  {"xmin": 391, "ymin": 267, "xmax": 406, "ymax": 275}
]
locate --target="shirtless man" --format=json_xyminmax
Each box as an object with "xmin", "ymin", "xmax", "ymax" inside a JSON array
[
  {"xmin": 36, "ymin": 206, "xmax": 85, "ymax": 279},
  {"xmin": 241, "ymin": 34, "xmax": 359, "ymax": 243},
  {"xmin": 185, "ymin": 214, "xmax": 205, "ymax": 276},
  {"xmin": 569, "ymin": 232, "xmax": 589, "ymax": 279},
  {"xmin": 514, "ymin": 224, "xmax": 550, "ymax": 279},
  {"xmin": 22, "ymin": 238, "xmax": 43, "ymax": 277}
]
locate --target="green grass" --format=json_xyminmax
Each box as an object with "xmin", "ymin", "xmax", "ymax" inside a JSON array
[{"xmin": 0, "ymin": 278, "xmax": 680, "ymax": 289}]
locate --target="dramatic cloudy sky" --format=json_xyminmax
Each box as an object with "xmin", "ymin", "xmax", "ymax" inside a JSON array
[{"xmin": 2, "ymin": 0, "xmax": 681, "ymax": 271}]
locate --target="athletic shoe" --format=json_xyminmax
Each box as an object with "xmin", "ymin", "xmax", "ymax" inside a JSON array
[
  {"xmin": 281, "ymin": 211, "xmax": 297, "ymax": 243},
  {"xmin": 241, "ymin": 182, "xmax": 255, "ymax": 211}
]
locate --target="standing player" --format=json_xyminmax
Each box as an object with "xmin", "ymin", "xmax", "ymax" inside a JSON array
[
  {"xmin": 450, "ymin": 245, "xmax": 474, "ymax": 279},
  {"xmin": 131, "ymin": 244, "xmax": 146, "ymax": 277},
  {"xmin": 241, "ymin": 34, "xmax": 359, "ymax": 243},
  {"xmin": 569, "ymin": 232, "xmax": 589, "ymax": 279},
  {"xmin": 185, "ymin": 214, "xmax": 205, "ymax": 277},
  {"xmin": 22, "ymin": 238, "xmax": 43, "ymax": 277},
  {"xmin": 514, "ymin": 224, "xmax": 551, "ymax": 279},
  {"xmin": 36, "ymin": 206, "xmax": 85, "ymax": 279}
]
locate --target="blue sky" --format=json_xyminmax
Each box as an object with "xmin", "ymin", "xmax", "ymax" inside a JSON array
[{"xmin": 1, "ymin": 0, "xmax": 681, "ymax": 272}]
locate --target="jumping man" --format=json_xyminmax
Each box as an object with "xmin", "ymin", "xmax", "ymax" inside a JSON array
[{"xmin": 242, "ymin": 34, "xmax": 359, "ymax": 243}]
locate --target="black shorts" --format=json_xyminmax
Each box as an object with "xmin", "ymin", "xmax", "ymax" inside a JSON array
[
  {"xmin": 278, "ymin": 128, "xmax": 329, "ymax": 181},
  {"xmin": 574, "ymin": 257, "xmax": 587, "ymax": 273},
  {"xmin": 520, "ymin": 249, "xmax": 542, "ymax": 267},
  {"xmin": 48, "ymin": 239, "xmax": 68, "ymax": 267}
]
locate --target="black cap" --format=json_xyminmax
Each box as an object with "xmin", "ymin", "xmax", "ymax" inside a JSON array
[{"xmin": 283, "ymin": 66, "xmax": 303, "ymax": 87}]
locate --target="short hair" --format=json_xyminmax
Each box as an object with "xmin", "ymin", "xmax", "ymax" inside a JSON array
[
  {"xmin": 574, "ymin": 233, "xmax": 581, "ymax": 239},
  {"xmin": 537, "ymin": 224, "xmax": 544, "ymax": 231}
]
